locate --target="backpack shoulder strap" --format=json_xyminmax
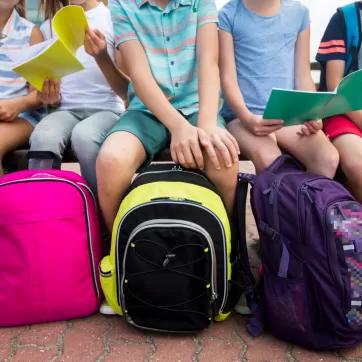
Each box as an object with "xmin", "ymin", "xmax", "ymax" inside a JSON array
[
  {"xmin": 232, "ymin": 174, "xmax": 258, "ymax": 311},
  {"xmin": 338, "ymin": 2, "xmax": 361, "ymax": 75}
]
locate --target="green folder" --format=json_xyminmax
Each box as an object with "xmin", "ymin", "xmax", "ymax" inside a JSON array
[{"xmin": 263, "ymin": 69, "xmax": 362, "ymax": 126}]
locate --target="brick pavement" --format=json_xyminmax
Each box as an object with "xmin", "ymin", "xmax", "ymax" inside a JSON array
[{"xmin": 2, "ymin": 162, "xmax": 362, "ymax": 361}]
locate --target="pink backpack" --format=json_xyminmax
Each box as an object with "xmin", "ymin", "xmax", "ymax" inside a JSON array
[{"xmin": 0, "ymin": 169, "xmax": 102, "ymax": 326}]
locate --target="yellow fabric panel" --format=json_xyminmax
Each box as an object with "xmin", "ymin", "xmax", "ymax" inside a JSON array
[
  {"xmin": 110, "ymin": 181, "xmax": 231, "ymax": 280},
  {"xmin": 214, "ymin": 311, "xmax": 232, "ymax": 322},
  {"xmin": 99, "ymin": 256, "xmax": 122, "ymax": 316}
]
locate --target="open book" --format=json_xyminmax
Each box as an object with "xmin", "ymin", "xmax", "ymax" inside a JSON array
[
  {"xmin": 263, "ymin": 69, "xmax": 362, "ymax": 126},
  {"xmin": 7, "ymin": 6, "xmax": 88, "ymax": 92}
]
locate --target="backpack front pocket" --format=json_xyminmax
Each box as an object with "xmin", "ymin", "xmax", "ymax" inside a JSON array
[
  {"xmin": 119, "ymin": 220, "xmax": 218, "ymax": 332},
  {"xmin": 264, "ymin": 274, "xmax": 312, "ymax": 337}
]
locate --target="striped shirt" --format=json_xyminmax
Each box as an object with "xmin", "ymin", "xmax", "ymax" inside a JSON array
[
  {"xmin": 109, "ymin": 0, "xmax": 218, "ymax": 115},
  {"xmin": 0, "ymin": 9, "xmax": 34, "ymax": 100},
  {"xmin": 316, "ymin": 11, "xmax": 348, "ymax": 63},
  {"xmin": 316, "ymin": 5, "xmax": 362, "ymax": 72}
]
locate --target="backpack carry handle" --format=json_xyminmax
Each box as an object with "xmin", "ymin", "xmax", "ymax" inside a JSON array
[
  {"xmin": 267, "ymin": 154, "xmax": 305, "ymax": 174},
  {"xmin": 26, "ymin": 151, "xmax": 62, "ymax": 170}
]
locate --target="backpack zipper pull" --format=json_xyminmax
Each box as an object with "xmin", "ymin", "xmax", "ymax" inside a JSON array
[
  {"xmin": 263, "ymin": 181, "xmax": 278, "ymax": 205},
  {"xmin": 302, "ymin": 185, "xmax": 314, "ymax": 204},
  {"xmin": 163, "ymin": 253, "xmax": 176, "ymax": 267},
  {"xmin": 302, "ymin": 183, "xmax": 323, "ymax": 204}
]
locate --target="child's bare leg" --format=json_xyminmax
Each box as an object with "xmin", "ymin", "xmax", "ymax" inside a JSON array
[
  {"xmin": 0, "ymin": 118, "xmax": 33, "ymax": 176},
  {"xmin": 204, "ymin": 148, "xmax": 239, "ymax": 215},
  {"xmin": 96, "ymin": 132, "xmax": 146, "ymax": 233},
  {"xmin": 332, "ymin": 134, "xmax": 362, "ymax": 202},
  {"xmin": 275, "ymin": 126, "xmax": 339, "ymax": 178},
  {"xmin": 227, "ymin": 119, "xmax": 281, "ymax": 174}
]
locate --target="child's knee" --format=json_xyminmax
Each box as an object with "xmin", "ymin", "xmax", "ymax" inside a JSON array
[
  {"xmin": 30, "ymin": 123, "xmax": 62, "ymax": 151},
  {"xmin": 97, "ymin": 144, "xmax": 124, "ymax": 174},
  {"xmin": 206, "ymin": 156, "xmax": 239, "ymax": 189},
  {"xmin": 252, "ymin": 147, "xmax": 281, "ymax": 173},
  {"xmin": 71, "ymin": 123, "xmax": 93, "ymax": 150},
  {"xmin": 313, "ymin": 148, "xmax": 340, "ymax": 179},
  {"xmin": 342, "ymin": 157, "xmax": 362, "ymax": 184},
  {"xmin": 96, "ymin": 137, "xmax": 142, "ymax": 177}
]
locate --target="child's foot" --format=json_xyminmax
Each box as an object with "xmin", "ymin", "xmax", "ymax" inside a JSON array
[
  {"xmin": 99, "ymin": 300, "xmax": 117, "ymax": 315},
  {"xmin": 234, "ymin": 294, "xmax": 252, "ymax": 315}
]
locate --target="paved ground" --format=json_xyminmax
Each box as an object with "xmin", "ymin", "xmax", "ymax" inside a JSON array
[{"xmin": 2, "ymin": 162, "xmax": 362, "ymax": 361}]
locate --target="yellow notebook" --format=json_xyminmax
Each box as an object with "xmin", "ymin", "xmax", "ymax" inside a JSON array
[{"xmin": 8, "ymin": 6, "xmax": 88, "ymax": 91}]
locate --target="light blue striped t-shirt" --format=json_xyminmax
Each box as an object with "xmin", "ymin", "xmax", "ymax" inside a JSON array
[{"xmin": 109, "ymin": 0, "xmax": 218, "ymax": 115}]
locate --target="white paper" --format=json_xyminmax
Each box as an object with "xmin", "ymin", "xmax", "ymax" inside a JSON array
[{"xmin": 6, "ymin": 39, "xmax": 55, "ymax": 67}]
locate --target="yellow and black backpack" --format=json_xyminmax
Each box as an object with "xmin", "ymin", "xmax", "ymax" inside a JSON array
[{"xmin": 99, "ymin": 164, "xmax": 255, "ymax": 332}]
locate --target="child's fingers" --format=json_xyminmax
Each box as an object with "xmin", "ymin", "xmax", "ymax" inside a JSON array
[
  {"xmin": 300, "ymin": 126, "xmax": 311, "ymax": 136},
  {"xmin": 260, "ymin": 124, "xmax": 283, "ymax": 134},
  {"xmin": 93, "ymin": 29, "xmax": 105, "ymax": 40},
  {"xmin": 49, "ymin": 79, "xmax": 57, "ymax": 101},
  {"xmin": 310, "ymin": 121, "xmax": 322, "ymax": 132},
  {"xmin": 263, "ymin": 119, "xmax": 284, "ymax": 126},
  {"xmin": 84, "ymin": 33, "xmax": 94, "ymax": 51},
  {"xmin": 88, "ymin": 28, "xmax": 103, "ymax": 48},
  {"xmin": 42, "ymin": 78, "xmax": 50, "ymax": 103},
  {"xmin": 54, "ymin": 83, "xmax": 60, "ymax": 103},
  {"xmin": 36, "ymin": 90, "xmax": 43, "ymax": 103},
  {"xmin": 304, "ymin": 121, "xmax": 319, "ymax": 134}
]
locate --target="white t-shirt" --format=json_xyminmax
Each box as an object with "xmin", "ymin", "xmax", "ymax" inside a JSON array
[{"xmin": 41, "ymin": 3, "xmax": 124, "ymax": 113}]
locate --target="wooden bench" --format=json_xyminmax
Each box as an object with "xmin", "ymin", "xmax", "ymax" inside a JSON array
[
  {"xmin": 3, "ymin": 62, "xmax": 321, "ymax": 172},
  {"xmin": 3, "ymin": 148, "xmax": 249, "ymax": 172}
]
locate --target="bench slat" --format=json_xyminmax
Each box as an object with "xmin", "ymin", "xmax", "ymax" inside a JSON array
[{"xmin": 3, "ymin": 148, "xmax": 248, "ymax": 171}]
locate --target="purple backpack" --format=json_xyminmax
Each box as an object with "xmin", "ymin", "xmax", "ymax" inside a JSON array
[{"xmin": 238, "ymin": 155, "xmax": 362, "ymax": 350}]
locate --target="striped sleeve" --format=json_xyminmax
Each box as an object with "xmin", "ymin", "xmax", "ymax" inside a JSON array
[
  {"xmin": 197, "ymin": 0, "xmax": 218, "ymax": 28},
  {"xmin": 108, "ymin": 0, "xmax": 138, "ymax": 49},
  {"xmin": 316, "ymin": 12, "xmax": 346, "ymax": 63}
]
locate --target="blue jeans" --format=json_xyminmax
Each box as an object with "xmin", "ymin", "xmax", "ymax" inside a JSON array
[{"xmin": 29, "ymin": 108, "xmax": 120, "ymax": 198}]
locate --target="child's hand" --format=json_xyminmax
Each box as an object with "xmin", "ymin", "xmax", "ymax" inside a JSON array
[
  {"xmin": 84, "ymin": 27, "xmax": 107, "ymax": 59},
  {"xmin": 0, "ymin": 99, "xmax": 21, "ymax": 122},
  {"xmin": 170, "ymin": 122, "xmax": 205, "ymax": 170},
  {"xmin": 244, "ymin": 113, "xmax": 284, "ymax": 136},
  {"xmin": 37, "ymin": 79, "xmax": 61, "ymax": 106},
  {"xmin": 198, "ymin": 126, "xmax": 240, "ymax": 170},
  {"xmin": 297, "ymin": 120, "xmax": 322, "ymax": 136}
]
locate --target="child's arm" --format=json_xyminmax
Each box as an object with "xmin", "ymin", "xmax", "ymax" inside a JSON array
[
  {"xmin": 196, "ymin": 21, "xmax": 239, "ymax": 166},
  {"xmin": 197, "ymin": 22, "xmax": 220, "ymax": 127},
  {"xmin": 218, "ymin": 29, "xmax": 283, "ymax": 136},
  {"xmin": 85, "ymin": 27, "xmax": 129, "ymax": 101},
  {"xmin": 295, "ymin": 26, "xmax": 316, "ymax": 92},
  {"xmin": 294, "ymin": 14, "xmax": 322, "ymax": 136},
  {"xmin": 0, "ymin": 27, "xmax": 44, "ymax": 122}
]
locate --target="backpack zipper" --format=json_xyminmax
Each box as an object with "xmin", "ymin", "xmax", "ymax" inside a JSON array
[
  {"xmin": 0, "ymin": 177, "xmax": 100, "ymax": 298},
  {"xmin": 133, "ymin": 169, "xmax": 209, "ymax": 183},
  {"xmin": 115, "ymin": 199, "xmax": 228, "ymax": 313},
  {"xmin": 119, "ymin": 219, "xmax": 218, "ymax": 321},
  {"xmin": 298, "ymin": 178, "xmax": 326, "ymax": 244}
]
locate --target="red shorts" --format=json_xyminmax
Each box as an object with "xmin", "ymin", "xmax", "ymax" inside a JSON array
[{"xmin": 323, "ymin": 115, "xmax": 362, "ymax": 140}]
